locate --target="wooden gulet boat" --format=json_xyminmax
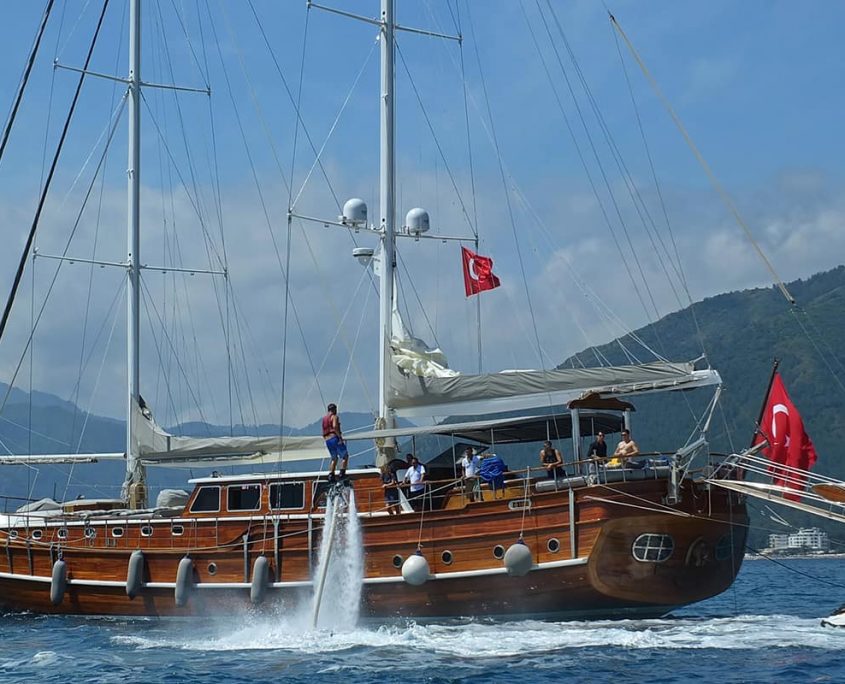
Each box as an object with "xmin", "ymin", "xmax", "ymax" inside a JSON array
[{"xmin": 0, "ymin": 0, "xmax": 750, "ymax": 619}]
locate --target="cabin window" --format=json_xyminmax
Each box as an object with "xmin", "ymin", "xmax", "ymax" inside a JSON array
[
  {"xmin": 111, "ymin": 527, "xmax": 125, "ymax": 538},
  {"xmin": 8, "ymin": 530, "xmax": 18, "ymax": 540},
  {"xmin": 227, "ymin": 484, "xmax": 261, "ymax": 512},
  {"xmin": 492, "ymin": 544, "xmax": 505, "ymax": 560},
  {"xmin": 392, "ymin": 555, "xmax": 404, "ymax": 569},
  {"xmin": 207, "ymin": 562, "xmax": 218, "ymax": 576},
  {"xmin": 270, "ymin": 482, "xmax": 305, "ymax": 510},
  {"xmin": 312, "ymin": 481, "xmax": 332, "ymax": 509},
  {"xmin": 31, "ymin": 530, "xmax": 43, "ymax": 541},
  {"xmin": 190, "ymin": 486, "xmax": 221, "ymax": 513},
  {"xmin": 632, "ymin": 533, "xmax": 674, "ymax": 563},
  {"xmin": 441, "ymin": 550, "xmax": 453, "ymax": 565},
  {"xmin": 84, "ymin": 527, "xmax": 96, "ymax": 539},
  {"xmin": 141, "ymin": 526, "xmax": 153, "ymax": 537},
  {"xmin": 171, "ymin": 524, "xmax": 184, "ymax": 536},
  {"xmin": 547, "ymin": 538, "xmax": 560, "ymax": 553},
  {"xmin": 57, "ymin": 528, "xmax": 68, "ymax": 540}
]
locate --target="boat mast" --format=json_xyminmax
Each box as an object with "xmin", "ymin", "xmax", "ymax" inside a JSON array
[
  {"xmin": 124, "ymin": 0, "xmax": 145, "ymax": 505},
  {"xmin": 377, "ymin": 0, "xmax": 396, "ymax": 460}
]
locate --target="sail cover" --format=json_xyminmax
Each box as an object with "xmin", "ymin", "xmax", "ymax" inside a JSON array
[
  {"xmin": 388, "ymin": 360, "xmax": 720, "ymax": 417},
  {"xmin": 131, "ymin": 402, "xmax": 327, "ymax": 467}
]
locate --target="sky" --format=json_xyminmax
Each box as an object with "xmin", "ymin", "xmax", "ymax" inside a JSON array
[{"xmin": 0, "ymin": 0, "xmax": 843, "ymax": 434}]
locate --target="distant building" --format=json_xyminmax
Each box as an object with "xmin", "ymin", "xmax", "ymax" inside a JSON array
[{"xmin": 767, "ymin": 527, "xmax": 830, "ymax": 553}]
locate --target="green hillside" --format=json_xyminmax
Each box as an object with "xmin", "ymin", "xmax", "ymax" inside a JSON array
[{"xmin": 561, "ymin": 265, "xmax": 845, "ymax": 549}]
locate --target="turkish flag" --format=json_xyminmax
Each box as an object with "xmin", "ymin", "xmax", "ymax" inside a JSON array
[
  {"xmin": 752, "ymin": 372, "xmax": 818, "ymax": 500},
  {"xmin": 461, "ymin": 246, "xmax": 501, "ymax": 297}
]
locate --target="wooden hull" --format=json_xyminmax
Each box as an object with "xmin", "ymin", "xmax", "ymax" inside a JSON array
[{"xmin": 0, "ymin": 477, "xmax": 747, "ymax": 620}]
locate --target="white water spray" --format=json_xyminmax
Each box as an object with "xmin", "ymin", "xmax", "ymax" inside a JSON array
[{"xmin": 310, "ymin": 487, "xmax": 363, "ymax": 630}]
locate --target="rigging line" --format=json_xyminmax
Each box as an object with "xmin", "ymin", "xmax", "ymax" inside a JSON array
[
  {"xmin": 0, "ymin": 55, "xmax": 122, "ymax": 424},
  {"xmin": 139, "ymin": 279, "xmax": 210, "ymax": 429},
  {"xmin": 518, "ymin": 2, "xmax": 655, "ymax": 358},
  {"xmin": 795, "ymin": 302, "xmax": 845, "ymax": 378},
  {"xmin": 63, "ymin": 278, "xmax": 125, "ymax": 503},
  {"xmin": 465, "ymin": 3, "xmax": 546, "ymax": 371},
  {"xmin": 395, "ymin": 250, "xmax": 441, "ymax": 349},
  {"xmin": 790, "ymin": 307, "xmax": 845, "ymax": 396},
  {"xmin": 167, "ymin": 0, "xmax": 209, "ymax": 86},
  {"xmin": 533, "ymin": 1, "xmax": 659, "ymax": 328},
  {"xmin": 608, "ymin": 11, "xmax": 795, "ymax": 306},
  {"xmin": 0, "ymin": 0, "xmax": 111, "ymax": 348},
  {"xmin": 394, "ymin": 40, "xmax": 476, "ymax": 237},
  {"xmin": 55, "ymin": 0, "xmax": 94, "ymax": 60},
  {"xmin": 287, "ymin": 0, "xmax": 310, "ymax": 213},
  {"xmin": 0, "ymin": 415, "xmax": 70, "ymax": 449},
  {"xmin": 0, "ymin": 0, "xmax": 54, "ymax": 170},
  {"xmin": 547, "ymin": 3, "xmax": 686, "ymax": 315},
  {"xmin": 69, "ymin": 10, "xmax": 126, "ymax": 454},
  {"xmin": 245, "ymin": 0, "xmax": 343, "ymax": 212},
  {"xmin": 140, "ymin": 95, "xmax": 225, "ymax": 271},
  {"xmin": 290, "ymin": 34, "xmax": 379, "ymax": 211},
  {"xmin": 339, "ymin": 271, "xmax": 375, "ymax": 403}
]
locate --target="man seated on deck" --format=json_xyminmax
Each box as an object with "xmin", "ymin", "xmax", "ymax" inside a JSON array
[
  {"xmin": 608, "ymin": 429, "xmax": 639, "ymax": 468},
  {"xmin": 460, "ymin": 446, "xmax": 482, "ymax": 502},
  {"xmin": 539, "ymin": 441, "xmax": 565, "ymax": 480},
  {"xmin": 403, "ymin": 456, "xmax": 426, "ymax": 511}
]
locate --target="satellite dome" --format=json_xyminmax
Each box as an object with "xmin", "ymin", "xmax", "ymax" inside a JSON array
[
  {"xmin": 405, "ymin": 207, "xmax": 430, "ymax": 235},
  {"xmin": 341, "ymin": 198, "xmax": 368, "ymax": 226}
]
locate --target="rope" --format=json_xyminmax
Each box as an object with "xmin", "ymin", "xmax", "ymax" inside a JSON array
[
  {"xmin": 0, "ymin": 0, "xmax": 111, "ymax": 347},
  {"xmin": 608, "ymin": 11, "xmax": 795, "ymax": 306}
]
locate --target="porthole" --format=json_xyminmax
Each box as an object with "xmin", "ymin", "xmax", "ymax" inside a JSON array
[
  {"xmin": 57, "ymin": 529, "xmax": 68, "ymax": 540},
  {"xmin": 632, "ymin": 533, "xmax": 674, "ymax": 563},
  {"xmin": 84, "ymin": 527, "xmax": 96, "ymax": 539},
  {"xmin": 392, "ymin": 554, "xmax": 404, "ymax": 569},
  {"xmin": 140, "ymin": 526, "xmax": 153, "ymax": 538},
  {"xmin": 686, "ymin": 538, "xmax": 711, "ymax": 567},
  {"xmin": 441, "ymin": 550, "xmax": 453, "ymax": 565},
  {"xmin": 208, "ymin": 562, "xmax": 218, "ymax": 576},
  {"xmin": 8, "ymin": 530, "xmax": 18, "ymax": 540},
  {"xmin": 715, "ymin": 534, "xmax": 733, "ymax": 561},
  {"xmin": 111, "ymin": 527, "xmax": 125, "ymax": 538},
  {"xmin": 31, "ymin": 530, "xmax": 43, "ymax": 541},
  {"xmin": 547, "ymin": 538, "xmax": 560, "ymax": 553},
  {"xmin": 171, "ymin": 525, "xmax": 184, "ymax": 536},
  {"xmin": 492, "ymin": 544, "xmax": 505, "ymax": 560}
]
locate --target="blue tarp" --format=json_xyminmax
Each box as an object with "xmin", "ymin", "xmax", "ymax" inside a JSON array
[{"xmin": 479, "ymin": 455, "xmax": 507, "ymax": 491}]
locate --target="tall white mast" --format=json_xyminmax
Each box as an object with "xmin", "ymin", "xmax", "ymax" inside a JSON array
[
  {"xmin": 124, "ymin": 0, "xmax": 145, "ymax": 504},
  {"xmin": 377, "ymin": 0, "xmax": 396, "ymax": 451}
]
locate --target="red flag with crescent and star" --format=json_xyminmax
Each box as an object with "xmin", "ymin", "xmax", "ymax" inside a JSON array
[
  {"xmin": 752, "ymin": 372, "xmax": 818, "ymax": 500},
  {"xmin": 461, "ymin": 246, "xmax": 501, "ymax": 297}
]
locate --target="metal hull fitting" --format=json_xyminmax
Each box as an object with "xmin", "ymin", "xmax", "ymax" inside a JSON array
[{"xmin": 0, "ymin": 482, "xmax": 747, "ymax": 619}]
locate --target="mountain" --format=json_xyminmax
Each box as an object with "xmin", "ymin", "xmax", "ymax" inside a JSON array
[{"xmin": 1, "ymin": 266, "xmax": 843, "ymax": 549}]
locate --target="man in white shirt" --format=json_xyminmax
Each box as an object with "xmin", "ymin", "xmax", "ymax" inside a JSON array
[
  {"xmin": 403, "ymin": 456, "xmax": 426, "ymax": 511},
  {"xmin": 460, "ymin": 446, "xmax": 482, "ymax": 502}
]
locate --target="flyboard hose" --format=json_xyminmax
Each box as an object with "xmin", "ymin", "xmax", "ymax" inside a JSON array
[{"xmin": 311, "ymin": 484, "xmax": 344, "ymax": 628}]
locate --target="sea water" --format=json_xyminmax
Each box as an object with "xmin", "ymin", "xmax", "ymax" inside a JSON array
[{"xmin": 1, "ymin": 558, "xmax": 844, "ymax": 683}]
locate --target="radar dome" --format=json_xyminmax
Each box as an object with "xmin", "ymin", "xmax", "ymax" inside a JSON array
[
  {"xmin": 342, "ymin": 198, "xmax": 368, "ymax": 226},
  {"xmin": 405, "ymin": 207, "xmax": 430, "ymax": 235}
]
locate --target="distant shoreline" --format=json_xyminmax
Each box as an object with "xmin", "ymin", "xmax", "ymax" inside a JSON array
[{"xmin": 745, "ymin": 552, "xmax": 845, "ymax": 560}]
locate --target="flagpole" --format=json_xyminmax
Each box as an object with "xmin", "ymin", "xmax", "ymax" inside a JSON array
[{"xmin": 750, "ymin": 357, "xmax": 780, "ymax": 448}]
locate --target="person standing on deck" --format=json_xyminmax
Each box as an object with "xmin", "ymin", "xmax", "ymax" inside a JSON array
[
  {"xmin": 322, "ymin": 403, "xmax": 348, "ymax": 482},
  {"xmin": 403, "ymin": 456, "xmax": 427, "ymax": 511},
  {"xmin": 540, "ymin": 441, "xmax": 565, "ymax": 479}
]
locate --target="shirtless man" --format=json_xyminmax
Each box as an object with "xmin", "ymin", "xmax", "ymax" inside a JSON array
[
  {"xmin": 608, "ymin": 429, "xmax": 639, "ymax": 468},
  {"xmin": 321, "ymin": 403, "xmax": 348, "ymax": 482}
]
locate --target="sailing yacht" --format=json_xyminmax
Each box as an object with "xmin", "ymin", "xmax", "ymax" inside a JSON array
[{"xmin": 0, "ymin": 0, "xmax": 750, "ymax": 619}]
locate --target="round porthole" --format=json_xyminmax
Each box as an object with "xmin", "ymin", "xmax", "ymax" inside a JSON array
[
  {"xmin": 111, "ymin": 527, "xmax": 125, "ymax": 538},
  {"xmin": 31, "ymin": 530, "xmax": 43, "ymax": 541},
  {"xmin": 492, "ymin": 544, "xmax": 505, "ymax": 560},
  {"xmin": 57, "ymin": 529, "xmax": 68, "ymax": 540},
  {"xmin": 84, "ymin": 527, "xmax": 96, "ymax": 539},
  {"xmin": 207, "ymin": 562, "xmax": 218, "ymax": 576},
  {"xmin": 141, "ymin": 526, "xmax": 153, "ymax": 537},
  {"xmin": 8, "ymin": 530, "xmax": 18, "ymax": 540},
  {"xmin": 441, "ymin": 550, "xmax": 453, "ymax": 565},
  {"xmin": 547, "ymin": 538, "xmax": 560, "ymax": 553},
  {"xmin": 392, "ymin": 554, "xmax": 404, "ymax": 569}
]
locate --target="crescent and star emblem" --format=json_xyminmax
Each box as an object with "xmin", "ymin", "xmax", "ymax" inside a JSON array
[{"xmin": 771, "ymin": 403, "xmax": 791, "ymax": 448}]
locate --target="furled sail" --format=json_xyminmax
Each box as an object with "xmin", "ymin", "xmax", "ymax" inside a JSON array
[
  {"xmin": 388, "ymin": 360, "xmax": 720, "ymax": 417},
  {"xmin": 130, "ymin": 401, "xmax": 327, "ymax": 467}
]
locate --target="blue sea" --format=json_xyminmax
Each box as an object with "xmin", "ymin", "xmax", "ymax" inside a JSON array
[{"xmin": 0, "ymin": 558, "xmax": 843, "ymax": 683}]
